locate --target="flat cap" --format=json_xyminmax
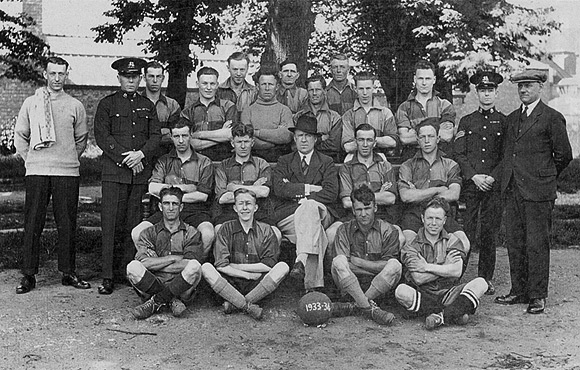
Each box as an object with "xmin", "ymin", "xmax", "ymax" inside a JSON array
[
  {"xmin": 510, "ymin": 69, "xmax": 548, "ymax": 83},
  {"xmin": 470, "ymin": 71, "xmax": 503, "ymax": 89},
  {"xmin": 111, "ymin": 57, "xmax": 147, "ymax": 76}
]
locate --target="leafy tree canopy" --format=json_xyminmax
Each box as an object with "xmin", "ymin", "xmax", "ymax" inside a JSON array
[
  {"xmin": 93, "ymin": 0, "xmax": 243, "ymax": 106},
  {"xmin": 0, "ymin": 3, "xmax": 50, "ymax": 83}
]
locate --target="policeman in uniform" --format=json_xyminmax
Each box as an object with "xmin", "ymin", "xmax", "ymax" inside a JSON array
[
  {"xmin": 453, "ymin": 71, "xmax": 505, "ymax": 294},
  {"xmin": 94, "ymin": 57, "xmax": 161, "ymax": 294}
]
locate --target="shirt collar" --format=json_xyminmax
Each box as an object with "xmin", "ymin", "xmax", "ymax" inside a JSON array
[
  {"xmin": 300, "ymin": 150, "xmax": 314, "ymax": 165},
  {"xmin": 220, "ymin": 78, "xmax": 254, "ymax": 92},
  {"xmin": 140, "ymin": 91, "xmax": 168, "ymax": 105},
  {"xmin": 328, "ymin": 79, "xmax": 353, "ymax": 93},
  {"xmin": 407, "ymin": 89, "xmax": 440, "ymax": 102},
  {"xmin": 478, "ymin": 106, "xmax": 495, "ymax": 115},
  {"xmin": 412, "ymin": 149, "xmax": 443, "ymax": 162},
  {"xmin": 302, "ymin": 98, "xmax": 331, "ymax": 114},
  {"xmin": 350, "ymin": 218, "xmax": 382, "ymax": 233},
  {"xmin": 279, "ymin": 84, "xmax": 297, "ymax": 95},
  {"xmin": 522, "ymin": 99, "xmax": 540, "ymax": 116},
  {"xmin": 231, "ymin": 219, "xmax": 257, "ymax": 234},
  {"xmin": 154, "ymin": 220, "xmax": 187, "ymax": 234},
  {"xmin": 120, "ymin": 91, "xmax": 138, "ymax": 99},
  {"xmin": 415, "ymin": 227, "xmax": 449, "ymax": 245},
  {"xmin": 352, "ymin": 98, "xmax": 383, "ymax": 111},
  {"xmin": 225, "ymin": 154, "xmax": 257, "ymax": 167},
  {"xmin": 349, "ymin": 152, "xmax": 384, "ymax": 165},
  {"xmin": 169, "ymin": 148, "xmax": 199, "ymax": 162},
  {"xmin": 193, "ymin": 97, "xmax": 220, "ymax": 108}
]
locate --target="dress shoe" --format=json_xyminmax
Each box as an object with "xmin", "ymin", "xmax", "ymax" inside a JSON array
[
  {"xmin": 485, "ymin": 280, "xmax": 496, "ymax": 295},
  {"xmin": 289, "ymin": 261, "xmax": 305, "ymax": 284},
  {"xmin": 494, "ymin": 293, "xmax": 529, "ymax": 305},
  {"xmin": 98, "ymin": 278, "xmax": 114, "ymax": 295},
  {"xmin": 16, "ymin": 275, "xmax": 36, "ymax": 294},
  {"xmin": 527, "ymin": 298, "xmax": 545, "ymax": 314},
  {"xmin": 62, "ymin": 273, "xmax": 91, "ymax": 289}
]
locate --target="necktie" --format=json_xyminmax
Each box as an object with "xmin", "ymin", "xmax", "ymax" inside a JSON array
[
  {"xmin": 517, "ymin": 105, "xmax": 528, "ymax": 134},
  {"xmin": 301, "ymin": 156, "xmax": 308, "ymax": 176}
]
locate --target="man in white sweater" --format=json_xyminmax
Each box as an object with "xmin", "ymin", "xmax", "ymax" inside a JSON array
[{"xmin": 14, "ymin": 56, "xmax": 90, "ymax": 294}]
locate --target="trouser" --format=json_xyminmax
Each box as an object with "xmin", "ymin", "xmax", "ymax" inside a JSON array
[
  {"xmin": 277, "ymin": 200, "xmax": 333, "ymax": 290},
  {"xmin": 463, "ymin": 187, "xmax": 502, "ymax": 280},
  {"xmin": 504, "ymin": 185, "xmax": 553, "ymax": 299},
  {"xmin": 21, "ymin": 175, "xmax": 80, "ymax": 276},
  {"xmin": 101, "ymin": 181, "xmax": 147, "ymax": 279}
]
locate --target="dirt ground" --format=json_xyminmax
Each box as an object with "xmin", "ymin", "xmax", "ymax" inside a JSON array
[{"xmin": 1, "ymin": 247, "xmax": 579, "ymax": 370}]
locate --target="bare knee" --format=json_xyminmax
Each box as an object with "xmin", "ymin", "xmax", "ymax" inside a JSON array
[
  {"xmin": 131, "ymin": 221, "xmax": 152, "ymax": 245},
  {"xmin": 126, "ymin": 260, "xmax": 146, "ymax": 283},
  {"xmin": 182, "ymin": 259, "xmax": 201, "ymax": 281},
  {"xmin": 395, "ymin": 283, "xmax": 415, "ymax": 308},
  {"xmin": 269, "ymin": 262, "xmax": 289, "ymax": 282},
  {"xmin": 201, "ymin": 262, "xmax": 219, "ymax": 285},
  {"xmin": 382, "ymin": 259, "xmax": 402, "ymax": 279}
]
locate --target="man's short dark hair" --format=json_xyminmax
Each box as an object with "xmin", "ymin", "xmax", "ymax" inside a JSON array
[
  {"xmin": 305, "ymin": 75, "xmax": 327, "ymax": 89},
  {"xmin": 197, "ymin": 66, "xmax": 219, "ymax": 79},
  {"xmin": 422, "ymin": 197, "xmax": 450, "ymax": 216},
  {"xmin": 414, "ymin": 60, "xmax": 436, "ymax": 74},
  {"xmin": 234, "ymin": 188, "xmax": 257, "ymax": 202},
  {"xmin": 145, "ymin": 61, "xmax": 165, "ymax": 74},
  {"xmin": 354, "ymin": 72, "xmax": 376, "ymax": 85},
  {"xmin": 416, "ymin": 117, "xmax": 440, "ymax": 135},
  {"xmin": 350, "ymin": 184, "xmax": 376, "ymax": 206},
  {"xmin": 355, "ymin": 123, "xmax": 376, "ymax": 139},
  {"xmin": 45, "ymin": 56, "xmax": 69, "ymax": 70},
  {"xmin": 280, "ymin": 59, "xmax": 297, "ymax": 70},
  {"xmin": 160, "ymin": 186, "xmax": 184, "ymax": 203},
  {"xmin": 231, "ymin": 123, "xmax": 254, "ymax": 138},
  {"xmin": 253, "ymin": 63, "xmax": 279, "ymax": 84},
  {"xmin": 227, "ymin": 52, "xmax": 250, "ymax": 65},
  {"xmin": 170, "ymin": 117, "xmax": 192, "ymax": 133}
]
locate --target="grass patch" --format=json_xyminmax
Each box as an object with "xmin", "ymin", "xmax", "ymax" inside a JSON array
[{"xmin": 0, "ymin": 228, "xmax": 102, "ymax": 270}]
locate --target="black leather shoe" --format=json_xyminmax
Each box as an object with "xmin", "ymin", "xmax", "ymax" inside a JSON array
[
  {"xmin": 494, "ymin": 293, "xmax": 529, "ymax": 305},
  {"xmin": 98, "ymin": 278, "xmax": 114, "ymax": 295},
  {"xmin": 16, "ymin": 275, "xmax": 36, "ymax": 294},
  {"xmin": 527, "ymin": 298, "xmax": 545, "ymax": 314},
  {"xmin": 485, "ymin": 280, "xmax": 496, "ymax": 296},
  {"xmin": 62, "ymin": 273, "xmax": 91, "ymax": 289},
  {"xmin": 289, "ymin": 261, "xmax": 305, "ymax": 284}
]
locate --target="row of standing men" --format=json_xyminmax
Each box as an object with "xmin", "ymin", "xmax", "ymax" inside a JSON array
[{"xmin": 13, "ymin": 53, "xmax": 572, "ymax": 324}]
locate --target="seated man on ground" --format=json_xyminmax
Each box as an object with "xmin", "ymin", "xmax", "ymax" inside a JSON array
[
  {"xmin": 131, "ymin": 118, "xmax": 215, "ymax": 257},
  {"xmin": 127, "ymin": 187, "xmax": 205, "ymax": 319},
  {"xmin": 398, "ymin": 117, "xmax": 470, "ymax": 253},
  {"xmin": 202, "ymin": 189, "xmax": 289, "ymax": 320},
  {"xmin": 293, "ymin": 75, "xmax": 343, "ymax": 162},
  {"xmin": 214, "ymin": 123, "xmax": 281, "ymax": 242},
  {"xmin": 331, "ymin": 185, "xmax": 402, "ymax": 326},
  {"xmin": 271, "ymin": 114, "xmax": 339, "ymax": 293},
  {"xmin": 180, "ymin": 66, "xmax": 237, "ymax": 161},
  {"xmin": 241, "ymin": 64, "xmax": 293, "ymax": 162},
  {"xmin": 395, "ymin": 197, "xmax": 488, "ymax": 330}
]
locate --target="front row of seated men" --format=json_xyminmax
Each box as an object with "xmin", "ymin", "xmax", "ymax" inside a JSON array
[{"xmin": 124, "ymin": 112, "xmax": 487, "ymax": 330}]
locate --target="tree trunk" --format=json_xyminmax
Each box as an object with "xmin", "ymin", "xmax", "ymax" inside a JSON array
[
  {"xmin": 166, "ymin": 59, "xmax": 188, "ymax": 108},
  {"xmin": 261, "ymin": 0, "xmax": 315, "ymax": 87}
]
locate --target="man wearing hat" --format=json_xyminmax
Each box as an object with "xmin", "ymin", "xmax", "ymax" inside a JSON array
[
  {"xmin": 271, "ymin": 114, "xmax": 339, "ymax": 292},
  {"xmin": 494, "ymin": 69, "xmax": 572, "ymax": 314},
  {"xmin": 453, "ymin": 71, "xmax": 506, "ymax": 294},
  {"xmin": 94, "ymin": 57, "xmax": 161, "ymax": 295}
]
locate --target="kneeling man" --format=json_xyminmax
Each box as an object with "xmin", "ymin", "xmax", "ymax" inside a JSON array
[
  {"xmin": 331, "ymin": 185, "xmax": 402, "ymax": 326},
  {"xmin": 395, "ymin": 198, "xmax": 488, "ymax": 330},
  {"xmin": 127, "ymin": 187, "xmax": 205, "ymax": 319},
  {"xmin": 202, "ymin": 189, "xmax": 289, "ymax": 320}
]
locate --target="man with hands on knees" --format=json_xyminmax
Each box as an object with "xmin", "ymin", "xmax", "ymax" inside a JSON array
[
  {"xmin": 202, "ymin": 189, "xmax": 289, "ymax": 320},
  {"xmin": 127, "ymin": 187, "xmax": 205, "ymax": 320}
]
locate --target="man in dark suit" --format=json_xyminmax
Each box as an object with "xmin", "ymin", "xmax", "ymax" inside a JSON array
[
  {"xmin": 272, "ymin": 115, "xmax": 339, "ymax": 292},
  {"xmin": 495, "ymin": 69, "xmax": 572, "ymax": 314}
]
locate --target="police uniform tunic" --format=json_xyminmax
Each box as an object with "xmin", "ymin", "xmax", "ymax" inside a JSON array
[
  {"xmin": 94, "ymin": 90, "xmax": 161, "ymax": 280},
  {"xmin": 453, "ymin": 107, "xmax": 505, "ymax": 281}
]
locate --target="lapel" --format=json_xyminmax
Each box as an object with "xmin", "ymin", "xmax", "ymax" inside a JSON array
[
  {"xmin": 289, "ymin": 152, "xmax": 306, "ymax": 182},
  {"xmin": 305, "ymin": 151, "xmax": 322, "ymax": 183},
  {"xmin": 516, "ymin": 101, "xmax": 543, "ymax": 141}
]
